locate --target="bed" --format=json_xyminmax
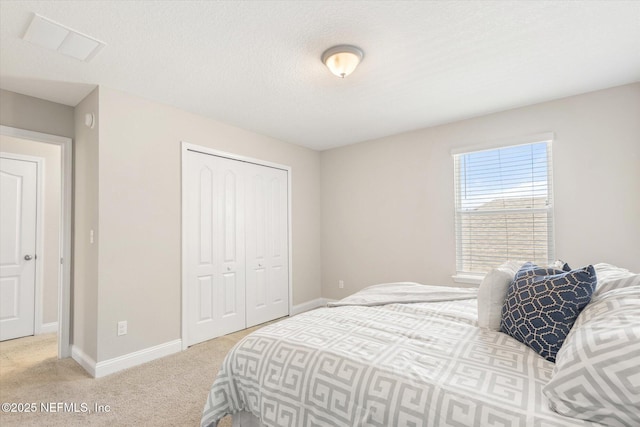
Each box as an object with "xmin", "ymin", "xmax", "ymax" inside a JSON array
[{"xmin": 201, "ymin": 265, "xmax": 640, "ymax": 427}]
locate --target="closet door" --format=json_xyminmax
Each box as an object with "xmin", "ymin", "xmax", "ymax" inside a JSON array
[
  {"xmin": 245, "ymin": 164, "xmax": 289, "ymax": 327},
  {"xmin": 185, "ymin": 151, "xmax": 246, "ymax": 346}
]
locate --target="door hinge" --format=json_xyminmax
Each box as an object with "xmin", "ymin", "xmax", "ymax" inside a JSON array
[{"xmin": 60, "ymin": 257, "xmax": 63, "ymax": 264}]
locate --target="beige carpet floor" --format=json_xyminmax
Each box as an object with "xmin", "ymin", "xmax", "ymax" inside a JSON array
[{"xmin": 0, "ymin": 324, "xmax": 269, "ymax": 427}]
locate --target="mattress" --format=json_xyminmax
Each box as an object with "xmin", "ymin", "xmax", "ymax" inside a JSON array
[{"xmin": 201, "ymin": 283, "xmax": 600, "ymax": 426}]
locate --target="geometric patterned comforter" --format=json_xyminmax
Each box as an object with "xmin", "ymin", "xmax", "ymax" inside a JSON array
[{"xmin": 201, "ymin": 284, "xmax": 601, "ymax": 427}]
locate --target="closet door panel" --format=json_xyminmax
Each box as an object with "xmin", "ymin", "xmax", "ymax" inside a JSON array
[
  {"xmin": 215, "ymin": 158, "xmax": 246, "ymax": 336},
  {"xmin": 185, "ymin": 152, "xmax": 246, "ymax": 346},
  {"xmin": 185, "ymin": 152, "xmax": 216, "ymax": 346},
  {"xmin": 245, "ymin": 165, "xmax": 289, "ymax": 327}
]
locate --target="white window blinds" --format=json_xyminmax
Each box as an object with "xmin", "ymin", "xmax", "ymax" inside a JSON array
[{"xmin": 453, "ymin": 139, "xmax": 554, "ymax": 277}]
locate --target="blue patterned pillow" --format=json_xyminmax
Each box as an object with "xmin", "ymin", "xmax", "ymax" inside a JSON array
[{"xmin": 500, "ymin": 262, "xmax": 597, "ymax": 362}]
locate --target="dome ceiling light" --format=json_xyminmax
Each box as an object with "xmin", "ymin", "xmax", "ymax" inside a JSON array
[{"xmin": 321, "ymin": 45, "xmax": 364, "ymax": 78}]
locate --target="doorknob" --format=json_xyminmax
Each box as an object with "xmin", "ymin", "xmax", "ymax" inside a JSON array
[{"xmin": 24, "ymin": 255, "xmax": 33, "ymax": 261}]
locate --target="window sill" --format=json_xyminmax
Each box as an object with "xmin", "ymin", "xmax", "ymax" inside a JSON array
[{"xmin": 452, "ymin": 274, "xmax": 483, "ymax": 285}]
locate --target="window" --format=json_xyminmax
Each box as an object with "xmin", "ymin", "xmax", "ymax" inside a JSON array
[{"xmin": 452, "ymin": 136, "xmax": 554, "ymax": 280}]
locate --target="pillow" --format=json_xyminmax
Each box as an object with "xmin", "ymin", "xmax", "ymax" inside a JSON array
[
  {"xmin": 543, "ymin": 286, "xmax": 640, "ymax": 426},
  {"xmin": 477, "ymin": 261, "xmax": 523, "ymax": 330},
  {"xmin": 500, "ymin": 262, "xmax": 596, "ymax": 362},
  {"xmin": 477, "ymin": 260, "xmax": 568, "ymax": 331},
  {"xmin": 548, "ymin": 260, "xmax": 571, "ymax": 271},
  {"xmin": 593, "ymin": 263, "xmax": 640, "ymax": 298}
]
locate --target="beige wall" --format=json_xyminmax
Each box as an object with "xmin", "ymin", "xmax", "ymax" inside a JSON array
[
  {"xmin": 73, "ymin": 88, "xmax": 100, "ymax": 361},
  {"xmin": 0, "ymin": 89, "xmax": 75, "ymax": 138},
  {"xmin": 321, "ymin": 83, "xmax": 640, "ymax": 300},
  {"xmin": 0, "ymin": 135, "xmax": 61, "ymax": 325},
  {"xmin": 95, "ymin": 86, "xmax": 321, "ymax": 361}
]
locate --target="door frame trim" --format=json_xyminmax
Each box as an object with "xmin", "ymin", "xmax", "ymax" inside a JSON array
[
  {"xmin": 0, "ymin": 152, "xmax": 44, "ymax": 338},
  {"xmin": 0, "ymin": 125, "xmax": 72, "ymax": 359},
  {"xmin": 180, "ymin": 141, "xmax": 293, "ymax": 350}
]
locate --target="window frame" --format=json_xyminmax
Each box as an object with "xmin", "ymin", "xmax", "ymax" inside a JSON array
[{"xmin": 451, "ymin": 133, "xmax": 555, "ymax": 284}]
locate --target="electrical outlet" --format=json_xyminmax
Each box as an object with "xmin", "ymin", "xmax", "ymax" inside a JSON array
[
  {"xmin": 338, "ymin": 280, "xmax": 344, "ymax": 289},
  {"xmin": 117, "ymin": 320, "xmax": 127, "ymax": 336}
]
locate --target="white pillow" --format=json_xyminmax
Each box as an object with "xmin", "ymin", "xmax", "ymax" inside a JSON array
[
  {"xmin": 477, "ymin": 260, "xmax": 523, "ymax": 330},
  {"xmin": 543, "ymin": 286, "xmax": 640, "ymax": 426},
  {"xmin": 593, "ymin": 263, "xmax": 640, "ymax": 298}
]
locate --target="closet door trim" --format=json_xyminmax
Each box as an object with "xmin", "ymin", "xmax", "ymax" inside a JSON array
[{"xmin": 180, "ymin": 142, "xmax": 292, "ymax": 350}]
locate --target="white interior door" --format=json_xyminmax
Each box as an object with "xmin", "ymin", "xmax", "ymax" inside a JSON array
[
  {"xmin": 245, "ymin": 164, "xmax": 289, "ymax": 327},
  {"xmin": 185, "ymin": 151, "xmax": 246, "ymax": 346},
  {"xmin": 0, "ymin": 157, "xmax": 37, "ymax": 341}
]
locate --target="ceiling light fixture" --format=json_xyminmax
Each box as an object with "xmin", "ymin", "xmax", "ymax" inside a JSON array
[{"xmin": 321, "ymin": 45, "xmax": 364, "ymax": 78}]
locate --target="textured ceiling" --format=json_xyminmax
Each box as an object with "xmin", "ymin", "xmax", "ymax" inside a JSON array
[{"xmin": 1, "ymin": 1, "xmax": 639, "ymax": 150}]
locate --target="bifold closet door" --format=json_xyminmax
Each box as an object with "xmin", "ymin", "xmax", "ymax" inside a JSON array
[
  {"xmin": 245, "ymin": 164, "xmax": 289, "ymax": 328},
  {"xmin": 184, "ymin": 151, "xmax": 246, "ymax": 347}
]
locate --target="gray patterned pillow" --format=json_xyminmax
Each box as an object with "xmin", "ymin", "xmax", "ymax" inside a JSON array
[
  {"xmin": 543, "ymin": 286, "xmax": 640, "ymax": 426},
  {"xmin": 593, "ymin": 263, "xmax": 640, "ymax": 298}
]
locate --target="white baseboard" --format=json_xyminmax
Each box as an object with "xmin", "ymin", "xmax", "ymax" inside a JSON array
[
  {"xmin": 291, "ymin": 298, "xmax": 334, "ymax": 316},
  {"xmin": 38, "ymin": 322, "xmax": 58, "ymax": 334},
  {"xmin": 71, "ymin": 345, "xmax": 96, "ymax": 377},
  {"xmin": 94, "ymin": 339, "xmax": 182, "ymax": 378},
  {"xmin": 72, "ymin": 339, "xmax": 182, "ymax": 378}
]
